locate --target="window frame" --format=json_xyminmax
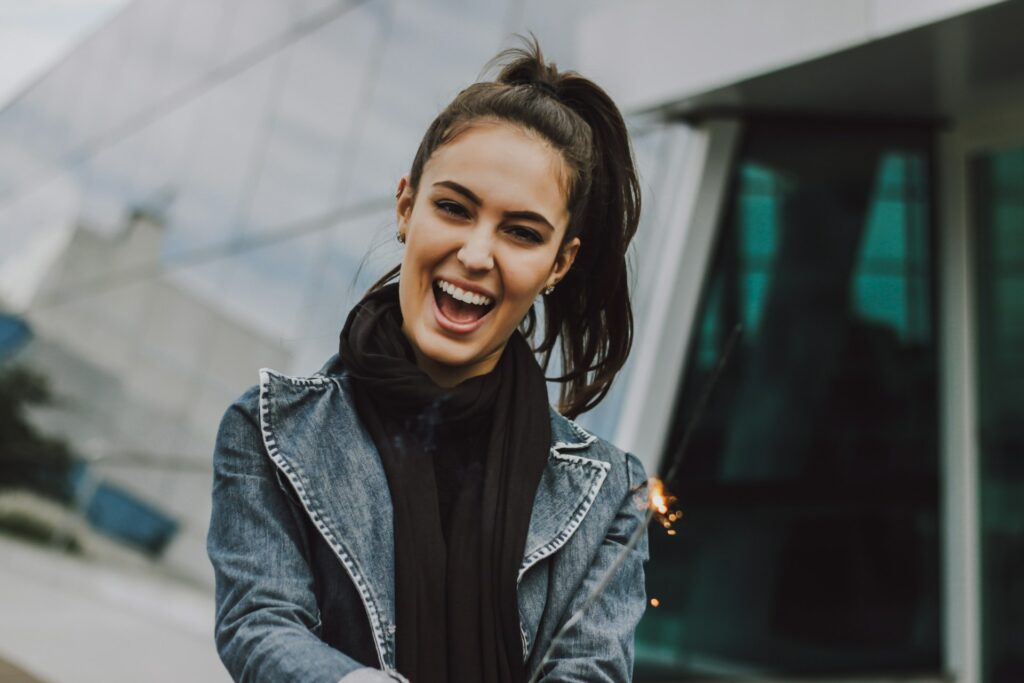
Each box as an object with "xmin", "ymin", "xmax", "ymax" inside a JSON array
[{"xmin": 940, "ymin": 101, "xmax": 1024, "ymax": 683}]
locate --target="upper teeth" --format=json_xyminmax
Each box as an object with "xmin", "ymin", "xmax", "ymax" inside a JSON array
[{"xmin": 437, "ymin": 279, "xmax": 492, "ymax": 306}]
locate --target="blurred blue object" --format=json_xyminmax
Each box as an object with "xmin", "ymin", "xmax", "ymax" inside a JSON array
[
  {"xmin": 69, "ymin": 462, "xmax": 179, "ymax": 556},
  {"xmin": 0, "ymin": 314, "xmax": 32, "ymax": 362}
]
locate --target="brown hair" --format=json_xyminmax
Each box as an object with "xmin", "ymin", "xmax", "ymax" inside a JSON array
[{"xmin": 369, "ymin": 33, "xmax": 641, "ymax": 419}]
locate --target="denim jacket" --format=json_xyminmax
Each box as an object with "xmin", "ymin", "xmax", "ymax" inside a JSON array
[{"xmin": 207, "ymin": 354, "xmax": 650, "ymax": 683}]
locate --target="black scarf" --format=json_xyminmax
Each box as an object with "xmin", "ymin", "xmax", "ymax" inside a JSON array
[{"xmin": 339, "ymin": 282, "xmax": 551, "ymax": 683}]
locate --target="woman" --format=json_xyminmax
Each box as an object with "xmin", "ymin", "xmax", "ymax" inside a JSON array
[{"xmin": 207, "ymin": 35, "xmax": 648, "ymax": 683}]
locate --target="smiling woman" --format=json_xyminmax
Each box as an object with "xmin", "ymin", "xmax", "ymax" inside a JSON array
[
  {"xmin": 208, "ymin": 33, "xmax": 648, "ymax": 683},
  {"xmin": 396, "ymin": 122, "xmax": 579, "ymax": 387}
]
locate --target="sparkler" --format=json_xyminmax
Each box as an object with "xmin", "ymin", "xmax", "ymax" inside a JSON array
[{"xmin": 526, "ymin": 323, "xmax": 742, "ymax": 682}]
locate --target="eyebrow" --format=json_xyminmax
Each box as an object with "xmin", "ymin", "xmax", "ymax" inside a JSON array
[{"xmin": 433, "ymin": 180, "xmax": 555, "ymax": 232}]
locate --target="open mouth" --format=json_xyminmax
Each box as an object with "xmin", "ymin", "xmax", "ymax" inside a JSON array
[{"xmin": 433, "ymin": 279, "xmax": 496, "ymax": 326}]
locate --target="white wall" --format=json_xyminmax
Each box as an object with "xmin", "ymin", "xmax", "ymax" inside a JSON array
[{"xmin": 577, "ymin": 0, "xmax": 1007, "ymax": 113}]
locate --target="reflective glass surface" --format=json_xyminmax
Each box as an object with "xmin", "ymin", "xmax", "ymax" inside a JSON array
[
  {"xmin": 972, "ymin": 145, "xmax": 1024, "ymax": 683},
  {"xmin": 636, "ymin": 120, "xmax": 941, "ymax": 679},
  {"xmin": 242, "ymin": 3, "xmax": 383, "ymax": 235}
]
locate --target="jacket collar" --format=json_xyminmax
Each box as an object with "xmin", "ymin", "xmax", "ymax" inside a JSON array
[{"xmin": 257, "ymin": 361, "xmax": 610, "ymax": 668}]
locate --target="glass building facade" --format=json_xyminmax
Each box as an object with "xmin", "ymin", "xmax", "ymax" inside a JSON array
[{"xmin": 638, "ymin": 120, "xmax": 941, "ymax": 678}]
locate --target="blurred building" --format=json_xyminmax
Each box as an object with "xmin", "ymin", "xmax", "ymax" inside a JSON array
[
  {"xmin": 19, "ymin": 207, "xmax": 291, "ymax": 573},
  {"xmin": 0, "ymin": 1, "xmax": 1020, "ymax": 682}
]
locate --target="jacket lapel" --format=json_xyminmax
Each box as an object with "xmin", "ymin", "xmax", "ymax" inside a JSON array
[
  {"xmin": 520, "ymin": 410, "xmax": 610, "ymax": 583},
  {"xmin": 258, "ymin": 369, "xmax": 397, "ymax": 670}
]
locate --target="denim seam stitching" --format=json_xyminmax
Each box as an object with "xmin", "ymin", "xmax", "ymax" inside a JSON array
[
  {"xmin": 516, "ymin": 452, "xmax": 610, "ymax": 661},
  {"xmin": 517, "ymin": 452, "xmax": 610, "ymax": 585},
  {"xmin": 551, "ymin": 418, "xmax": 597, "ymax": 452},
  {"xmin": 258, "ymin": 369, "xmax": 392, "ymax": 670},
  {"xmin": 567, "ymin": 417, "xmax": 597, "ymax": 445},
  {"xmin": 261, "ymin": 368, "xmax": 329, "ymax": 387}
]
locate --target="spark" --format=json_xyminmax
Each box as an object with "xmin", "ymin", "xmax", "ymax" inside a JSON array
[
  {"xmin": 648, "ymin": 477, "xmax": 681, "ymax": 536},
  {"xmin": 650, "ymin": 479, "xmax": 669, "ymax": 515}
]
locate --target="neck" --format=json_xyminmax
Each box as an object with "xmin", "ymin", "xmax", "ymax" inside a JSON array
[{"xmin": 403, "ymin": 331, "xmax": 504, "ymax": 388}]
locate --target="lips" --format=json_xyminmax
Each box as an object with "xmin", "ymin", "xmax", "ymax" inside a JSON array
[{"xmin": 432, "ymin": 282, "xmax": 495, "ymax": 334}]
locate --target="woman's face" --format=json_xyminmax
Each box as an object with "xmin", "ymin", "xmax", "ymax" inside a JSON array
[{"xmin": 396, "ymin": 120, "xmax": 580, "ymax": 387}]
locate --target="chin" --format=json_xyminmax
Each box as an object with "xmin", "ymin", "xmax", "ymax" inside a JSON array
[{"xmin": 419, "ymin": 336, "xmax": 481, "ymax": 368}]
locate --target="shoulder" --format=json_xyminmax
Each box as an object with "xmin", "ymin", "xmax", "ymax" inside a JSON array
[
  {"xmin": 249, "ymin": 355, "xmax": 355, "ymax": 415},
  {"xmin": 213, "ymin": 362, "xmax": 354, "ymax": 477},
  {"xmin": 217, "ymin": 364, "xmax": 341, "ymax": 436},
  {"xmin": 215, "ymin": 356, "xmax": 347, "ymax": 444},
  {"xmin": 218, "ymin": 383, "xmax": 261, "ymax": 436},
  {"xmin": 218, "ymin": 351, "xmax": 340, "ymax": 424}
]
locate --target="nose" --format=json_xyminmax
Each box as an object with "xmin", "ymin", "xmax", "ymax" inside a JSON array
[{"xmin": 457, "ymin": 226, "xmax": 495, "ymax": 271}]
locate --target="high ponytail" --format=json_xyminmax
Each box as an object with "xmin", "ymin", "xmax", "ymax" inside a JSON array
[{"xmin": 369, "ymin": 33, "xmax": 641, "ymax": 419}]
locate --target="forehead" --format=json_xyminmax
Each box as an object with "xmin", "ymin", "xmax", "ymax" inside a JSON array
[{"xmin": 421, "ymin": 121, "xmax": 570, "ymax": 228}]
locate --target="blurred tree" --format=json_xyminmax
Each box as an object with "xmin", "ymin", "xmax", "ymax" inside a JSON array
[{"xmin": 0, "ymin": 365, "xmax": 73, "ymax": 502}]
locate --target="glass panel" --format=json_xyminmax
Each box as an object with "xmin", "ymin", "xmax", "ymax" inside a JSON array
[
  {"xmin": 215, "ymin": 0, "xmax": 302, "ymax": 69},
  {"xmin": 97, "ymin": 0, "xmax": 179, "ymax": 127},
  {"xmin": 636, "ymin": 121, "xmax": 940, "ymax": 679},
  {"xmin": 119, "ymin": 0, "xmax": 185, "ymax": 116},
  {"xmin": 79, "ymin": 2, "xmax": 150, "ymax": 142},
  {"xmin": 159, "ymin": 0, "xmax": 232, "ymax": 99},
  {"xmin": 337, "ymin": 0, "xmax": 513, "ymax": 207},
  {"xmin": 0, "ymin": 101, "xmax": 62, "ymax": 203},
  {"xmin": 242, "ymin": 4, "xmax": 383, "ymax": 236},
  {"xmin": 58, "ymin": 9, "xmax": 128, "ymax": 148},
  {"xmin": 972, "ymin": 144, "xmax": 1024, "ymax": 683},
  {"xmin": 288, "ymin": 206, "xmax": 399, "ymax": 374},
  {"xmin": 298, "ymin": 0, "xmax": 346, "ymax": 22},
  {"xmin": 161, "ymin": 50, "xmax": 282, "ymax": 257}
]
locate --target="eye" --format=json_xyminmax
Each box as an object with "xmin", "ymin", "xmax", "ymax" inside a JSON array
[
  {"xmin": 507, "ymin": 226, "xmax": 543, "ymax": 244},
  {"xmin": 434, "ymin": 199, "xmax": 469, "ymax": 219}
]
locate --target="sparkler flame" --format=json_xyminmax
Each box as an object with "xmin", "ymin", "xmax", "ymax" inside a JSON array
[
  {"xmin": 648, "ymin": 477, "xmax": 681, "ymax": 535},
  {"xmin": 650, "ymin": 478, "xmax": 669, "ymax": 514}
]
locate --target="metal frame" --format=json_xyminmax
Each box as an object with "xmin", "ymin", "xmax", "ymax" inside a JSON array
[
  {"xmin": 614, "ymin": 118, "xmax": 741, "ymax": 475},
  {"xmin": 939, "ymin": 100, "xmax": 1024, "ymax": 683}
]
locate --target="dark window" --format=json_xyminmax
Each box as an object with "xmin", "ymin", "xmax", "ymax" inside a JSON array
[
  {"xmin": 972, "ymin": 145, "xmax": 1024, "ymax": 683},
  {"xmin": 636, "ymin": 120, "xmax": 940, "ymax": 679}
]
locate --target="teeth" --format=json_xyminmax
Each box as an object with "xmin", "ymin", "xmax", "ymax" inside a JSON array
[{"xmin": 437, "ymin": 279, "xmax": 492, "ymax": 306}]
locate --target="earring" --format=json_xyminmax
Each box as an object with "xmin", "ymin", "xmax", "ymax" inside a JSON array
[
  {"xmin": 396, "ymin": 231, "xmax": 406, "ymax": 244},
  {"xmin": 543, "ymin": 285, "xmax": 555, "ymax": 295}
]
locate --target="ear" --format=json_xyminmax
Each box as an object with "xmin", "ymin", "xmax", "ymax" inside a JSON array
[
  {"xmin": 395, "ymin": 176, "xmax": 414, "ymax": 236},
  {"xmin": 547, "ymin": 237, "xmax": 580, "ymax": 288}
]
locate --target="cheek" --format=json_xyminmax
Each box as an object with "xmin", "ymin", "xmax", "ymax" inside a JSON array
[
  {"xmin": 406, "ymin": 217, "xmax": 452, "ymax": 265},
  {"xmin": 498, "ymin": 256, "xmax": 553, "ymax": 306},
  {"xmin": 401, "ymin": 239, "xmax": 438, "ymax": 281}
]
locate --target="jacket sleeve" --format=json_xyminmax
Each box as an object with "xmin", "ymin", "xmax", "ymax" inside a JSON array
[
  {"xmin": 534, "ymin": 453, "xmax": 650, "ymax": 683},
  {"xmin": 206, "ymin": 386, "xmax": 406, "ymax": 683}
]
